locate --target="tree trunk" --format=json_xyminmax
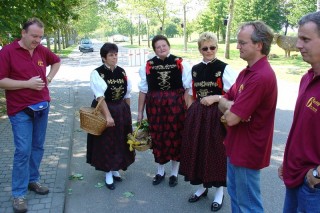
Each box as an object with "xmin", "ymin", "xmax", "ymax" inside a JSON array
[
  {"xmin": 138, "ymin": 15, "xmax": 141, "ymax": 46},
  {"xmin": 318, "ymin": 0, "xmax": 320, "ymax": 11},
  {"xmin": 183, "ymin": 3, "xmax": 187, "ymax": 52},
  {"xmin": 224, "ymin": 0, "xmax": 234, "ymax": 59}
]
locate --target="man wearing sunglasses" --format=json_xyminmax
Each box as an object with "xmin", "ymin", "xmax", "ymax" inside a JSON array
[{"xmin": 219, "ymin": 21, "xmax": 278, "ymax": 213}]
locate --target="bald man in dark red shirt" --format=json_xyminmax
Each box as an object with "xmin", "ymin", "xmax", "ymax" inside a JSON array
[{"xmin": 219, "ymin": 21, "xmax": 277, "ymax": 213}]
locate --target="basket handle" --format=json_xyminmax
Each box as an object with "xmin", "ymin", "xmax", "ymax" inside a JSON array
[
  {"xmin": 93, "ymin": 97, "xmax": 105, "ymax": 115},
  {"xmin": 133, "ymin": 122, "xmax": 142, "ymax": 137}
]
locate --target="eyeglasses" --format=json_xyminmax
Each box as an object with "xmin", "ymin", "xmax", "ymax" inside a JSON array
[
  {"xmin": 201, "ymin": 46, "xmax": 216, "ymax": 51},
  {"xmin": 237, "ymin": 41, "xmax": 249, "ymax": 46}
]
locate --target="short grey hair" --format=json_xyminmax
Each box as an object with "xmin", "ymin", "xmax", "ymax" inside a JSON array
[{"xmin": 239, "ymin": 21, "xmax": 274, "ymax": 55}]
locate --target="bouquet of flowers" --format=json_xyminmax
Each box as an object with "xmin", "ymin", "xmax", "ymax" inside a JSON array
[{"xmin": 127, "ymin": 119, "xmax": 152, "ymax": 151}]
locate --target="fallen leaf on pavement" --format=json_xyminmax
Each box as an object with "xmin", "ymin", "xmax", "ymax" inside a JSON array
[
  {"xmin": 95, "ymin": 182, "xmax": 104, "ymax": 188},
  {"xmin": 69, "ymin": 173, "xmax": 84, "ymax": 180},
  {"xmin": 123, "ymin": 191, "xmax": 134, "ymax": 198}
]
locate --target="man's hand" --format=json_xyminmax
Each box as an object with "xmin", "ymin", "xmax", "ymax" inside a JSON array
[
  {"xmin": 200, "ymin": 95, "xmax": 219, "ymax": 106},
  {"xmin": 306, "ymin": 168, "xmax": 320, "ymax": 188},
  {"xmin": 278, "ymin": 164, "xmax": 283, "ymax": 180},
  {"xmin": 28, "ymin": 76, "xmax": 45, "ymax": 90}
]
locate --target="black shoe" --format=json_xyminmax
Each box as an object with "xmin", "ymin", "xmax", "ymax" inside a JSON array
[
  {"xmin": 113, "ymin": 176, "xmax": 123, "ymax": 182},
  {"xmin": 152, "ymin": 173, "xmax": 165, "ymax": 185},
  {"xmin": 169, "ymin": 175, "xmax": 178, "ymax": 187},
  {"xmin": 188, "ymin": 188, "xmax": 208, "ymax": 203},
  {"xmin": 211, "ymin": 195, "xmax": 224, "ymax": 212},
  {"xmin": 105, "ymin": 182, "xmax": 115, "ymax": 190}
]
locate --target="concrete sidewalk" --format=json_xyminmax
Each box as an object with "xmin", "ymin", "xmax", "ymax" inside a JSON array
[{"xmin": 0, "ymin": 84, "xmax": 74, "ymax": 213}]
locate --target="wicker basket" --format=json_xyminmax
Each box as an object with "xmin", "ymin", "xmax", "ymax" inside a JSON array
[
  {"xmin": 127, "ymin": 123, "xmax": 152, "ymax": 152},
  {"xmin": 79, "ymin": 98, "xmax": 106, "ymax": 135}
]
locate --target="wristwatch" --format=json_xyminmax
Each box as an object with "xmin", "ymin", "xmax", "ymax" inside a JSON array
[
  {"xmin": 47, "ymin": 76, "xmax": 52, "ymax": 83},
  {"xmin": 312, "ymin": 166, "xmax": 320, "ymax": 179}
]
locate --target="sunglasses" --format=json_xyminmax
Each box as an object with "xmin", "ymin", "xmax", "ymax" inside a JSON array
[{"xmin": 201, "ymin": 46, "xmax": 216, "ymax": 51}]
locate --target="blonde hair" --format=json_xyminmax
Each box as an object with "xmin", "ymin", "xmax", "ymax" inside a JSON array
[{"xmin": 197, "ymin": 32, "xmax": 218, "ymax": 50}]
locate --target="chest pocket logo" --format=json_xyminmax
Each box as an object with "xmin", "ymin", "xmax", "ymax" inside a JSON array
[
  {"xmin": 306, "ymin": 97, "xmax": 320, "ymax": 112},
  {"xmin": 38, "ymin": 60, "xmax": 44, "ymax": 66},
  {"xmin": 238, "ymin": 84, "xmax": 244, "ymax": 93}
]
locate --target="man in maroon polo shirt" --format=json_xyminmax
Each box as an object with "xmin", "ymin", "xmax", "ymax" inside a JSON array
[
  {"xmin": 278, "ymin": 11, "xmax": 320, "ymax": 213},
  {"xmin": 0, "ymin": 17, "xmax": 60, "ymax": 213},
  {"xmin": 218, "ymin": 21, "xmax": 277, "ymax": 213}
]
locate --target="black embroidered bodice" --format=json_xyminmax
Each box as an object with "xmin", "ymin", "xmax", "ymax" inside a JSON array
[
  {"xmin": 145, "ymin": 55, "xmax": 183, "ymax": 91},
  {"xmin": 192, "ymin": 59, "xmax": 227, "ymax": 99},
  {"xmin": 95, "ymin": 65, "xmax": 128, "ymax": 102}
]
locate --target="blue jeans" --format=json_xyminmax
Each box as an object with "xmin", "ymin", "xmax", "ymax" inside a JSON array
[
  {"xmin": 9, "ymin": 106, "xmax": 49, "ymax": 198},
  {"xmin": 283, "ymin": 177, "xmax": 320, "ymax": 213},
  {"xmin": 227, "ymin": 158, "xmax": 264, "ymax": 213}
]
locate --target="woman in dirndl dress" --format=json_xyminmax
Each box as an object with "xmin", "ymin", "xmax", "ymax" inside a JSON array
[
  {"xmin": 179, "ymin": 32, "xmax": 237, "ymax": 211},
  {"xmin": 87, "ymin": 42, "xmax": 135, "ymax": 190},
  {"xmin": 137, "ymin": 35, "xmax": 191, "ymax": 187}
]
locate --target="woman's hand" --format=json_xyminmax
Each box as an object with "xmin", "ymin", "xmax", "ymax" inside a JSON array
[
  {"xmin": 106, "ymin": 115, "xmax": 115, "ymax": 127},
  {"xmin": 200, "ymin": 95, "xmax": 220, "ymax": 106},
  {"xmin": 137, "ymin": 113, "xmax": 143, "ymax": 123}
]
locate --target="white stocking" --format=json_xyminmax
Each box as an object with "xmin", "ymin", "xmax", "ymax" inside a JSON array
[
  {"xmin": 105, "ymin": 171, "xmax": 113, "ymax": 184},
  {"xmin": 213, "ymin": 186, "xmax": 224, "ymax": 204},
  {"xmin": 171, "ymin": 160, "xmax": 180, "ymax": 177},
  {"xmin": 195, "ymin": 186, "xmax": 207, "ymax": 196},
  {"xmin": 157, "ymin": 164, "xmax": 165, "ymax": 176},
  {"xmin": 112, "ymin": 171, "xmax": 121, "ymax": 177}
]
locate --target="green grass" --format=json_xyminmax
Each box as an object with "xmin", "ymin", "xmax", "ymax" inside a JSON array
[
  {"xmin": 56, "ymin": 44, "xmax": 78, "ymax": 58},
  {"xmin": 0, "ymin": 89, "xmax": 6, "ymax": 117},
  {"xmin": 124, "ymin": 37, "xmax": 310, "ymax": 83}
]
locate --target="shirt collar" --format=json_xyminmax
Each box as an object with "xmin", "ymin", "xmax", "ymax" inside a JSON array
[
  {"xmin": 201, "ymin": 58, "xmax": 217, "ymax": 65},
  {"xmin": 246, "ymin": 56, "xmax": 268, "ymax": 72},
  {"xmin": 156, "ymin": 53, "xmax": 171, "ymax": 59},
  {"xmin": 104, "ymin": 64, "xmax": 117, "ymax": 70}
]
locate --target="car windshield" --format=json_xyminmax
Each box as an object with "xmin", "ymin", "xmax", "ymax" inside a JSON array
[{"xmin": 81, "ymin": 40, "xmax": 92, "ymax": 44}]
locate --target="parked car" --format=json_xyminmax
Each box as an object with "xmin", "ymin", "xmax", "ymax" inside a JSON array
[
  {"xmin": 41, "ymin": 37, "xmax": 54, "ymax": 45},
  {"xmin": 41, "ymin": 38, "xmax": 47, "ymax": 45},
  {"xmin": 79, "ymin": 39, "xmax": 94, "ymax": 52},
  {"xmin": 113, "ymin": 34, "xmax": 129, "ymax": 42}
]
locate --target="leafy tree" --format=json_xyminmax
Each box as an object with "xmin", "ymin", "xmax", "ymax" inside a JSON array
[
  {"xmin": 196, "ymin": 0, "xmax": 228, "ymax": 42},
  {"xmin": 0, "ymin": 0, "xmax": 81, "ymax": 46},
  {"xmin": 233, "ymin": 0, "xmax": 286, "ymax": 32},
  {"xmin": 165, "ymin": 23, "xmax": 179, "ymax": 38},
  {"xmin": 286, "ymin": 0, "xmax": 317, "ymax": 29},
  {"xmin": 74, "ymin": 0, "xmax": 103, "ymax": 38},
  {"xmin": 115, "ymin": 18, "xmax": 132, "ymax": 36}
]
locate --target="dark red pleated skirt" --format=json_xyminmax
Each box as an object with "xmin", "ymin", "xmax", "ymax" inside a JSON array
[
  {"xmin": 146, "ymin": 88, "xmax": 187, "ymax": 164},
  {"xmin": 179, "ymin": 101, "xmax": 227, "ymax": 188},
  {"xmin": 86, "ymin": 100, "xmax": 135, "ymax": 172}
]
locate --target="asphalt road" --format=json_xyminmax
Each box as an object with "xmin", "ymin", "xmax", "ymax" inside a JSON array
[{"xmin": 60, "ymin": 41, "xmax": 298, "ymax": 213}]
